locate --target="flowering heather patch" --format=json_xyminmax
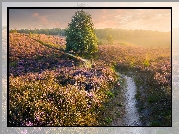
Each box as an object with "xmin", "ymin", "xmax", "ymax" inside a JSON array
[
  {"xmin": 9, "ymin": 33, "xmax": 70, "ymax": 76},
  {"xmin": 9, "ymin": 67, "xmax": 117, "ymax": 126},
  {"xmin": 98, "ymin": 44, "xmax": 171, "ymax": 126},
  {"xmin": 9, "ymin": 33, "xmax": 118, "ymax": 126},
  {"xmin": 9, "ymin": 33, "xmax": 171, "ymax": 126},
  {"xmin": 32, "ymin": 34, "xmax": 66, "ymax": 45},
  {"xmin": 31, "ymin": 34, "xmax": 66, "ymax": 50},
  {"xmin": 9, "ymin": 33, "xmax": 61, "ymax": 62},
  {"xmin": 98, "ymin": 45, "xmax": 171, "ymax": 88}
]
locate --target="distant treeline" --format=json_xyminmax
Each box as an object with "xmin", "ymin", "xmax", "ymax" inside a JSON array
[
  {"xmin": 10, "ymin": 28, "xmax": 170, "ymax": 40},
  {"xmin": 11, "ymin": 28, "xmax": 66, "ymax": 36},
  {"xmin": 95, "ymin": 28, "xmax": 170, "ymax": 40}
]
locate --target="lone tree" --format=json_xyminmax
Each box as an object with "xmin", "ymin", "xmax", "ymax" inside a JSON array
[{"xmin": 65, "ymin": 10, "xmax": 98, "ymax": 59}]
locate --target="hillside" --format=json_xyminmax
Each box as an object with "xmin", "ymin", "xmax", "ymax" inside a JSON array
[
  {"xmin": 9, "ymin": 33, "xmax": 122, "ymax": 126},
  {"xmin": 8, "ymin": 32, "xmax": 171, "ymax": 126}
]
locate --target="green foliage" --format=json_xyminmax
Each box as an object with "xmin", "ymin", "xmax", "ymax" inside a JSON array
[
  {"xmin": 106, "ymin": 91, "xmax": 114, "ymax": 98},
  {"xmin": 65, "ymin": 10, "xmax": 98, "ymax": 58},
  {"xmin": 10, "ymin": 29, "xmax": 18, "ymax": 33},
  {"xmin": 9, "ymin": 61, "xmax": 17, "ymax": 67},
  {"xmin": 143, "ymin": 59, "xmax": 150, "ymax": 67},
  {"xmin": 130, "ymin": 60, "xmax": 135, "ymax": 68},
  {"xmin": 104, "ymin": 117, "xmax": 112, "ymax": 124},
  {"xmin": 17, "ymin": 28, "xmax": 65, "ymax": 36},
  {"xmin": 116, "ymin": 102, "xmax": 123, "ymax": 107},
  {"xmin": 29, "ymin": 32, "xmax": 32, "ymax": 38},
  {"xmin": 150, "ymin": 120, "xmax": 162, "ymax": 126},
  {"xmin": 147, "ymin": 94, "xmax": 159, "ymax": 103}
]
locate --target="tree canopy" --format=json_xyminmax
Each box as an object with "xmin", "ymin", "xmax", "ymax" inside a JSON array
[{"xmin": 65, "ymin": 10, "xmax": 98, "ymax": 59}]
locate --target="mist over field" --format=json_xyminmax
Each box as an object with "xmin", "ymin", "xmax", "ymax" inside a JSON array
[{"xmin": 14, "ymin": 27, "xmax": 171, "ymax": 48}]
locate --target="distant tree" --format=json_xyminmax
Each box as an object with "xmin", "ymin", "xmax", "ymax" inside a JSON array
[
  {"xmin": 65, "ymin": 10, "xmax": 98, "ymax": 58},
  {"xmin": 29, "ymin": 32, "xmax": 32, "ymax": 38},
  {"xmin": 10, "ymin": 29, "xmax": 17, "ymax": 33},
  {"xmin": 106, "ymin": 33, "xmax": 113, "ymax": 45}
]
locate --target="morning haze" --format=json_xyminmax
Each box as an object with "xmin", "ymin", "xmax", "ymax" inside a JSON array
[{"xmin": 9, "ymin": 9, "xmax": 171, "ymax": 32}]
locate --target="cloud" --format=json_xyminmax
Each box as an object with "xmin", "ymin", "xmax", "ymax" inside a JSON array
[
  {"xmin": 10, "ymin": 9, "xmax": 171, "ymax": 31},
  {"xmin": 94, "ymin": 9, "xmax": 170, "ymax": 31},
  {"xmin": 118, "ymin": 9, "xmax": 170, "ymax": 31},
  {"xmin": 31, "ymin": 12, "xmax": 60, "ymax": 28},
  {"xmin": 32, "ymin": 13, "xmax": 39, "ymax": 17}
]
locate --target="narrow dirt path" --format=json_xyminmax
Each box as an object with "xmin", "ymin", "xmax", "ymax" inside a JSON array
[
  {"xmin": 62, "ymin": 54, "xmax": 142, "ymax": 126},
  {"xmin": 111, "ymin": 73, "xmax": 142, "ymax": 126},
  {"xmin": 123, "ymin": 75, "xmax": 142, "ymax": 126}
]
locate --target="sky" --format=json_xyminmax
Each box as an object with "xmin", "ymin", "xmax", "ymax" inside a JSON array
[{"xmin": 8, "ymin": 8, "xmax": 171, "ymax": 32}]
